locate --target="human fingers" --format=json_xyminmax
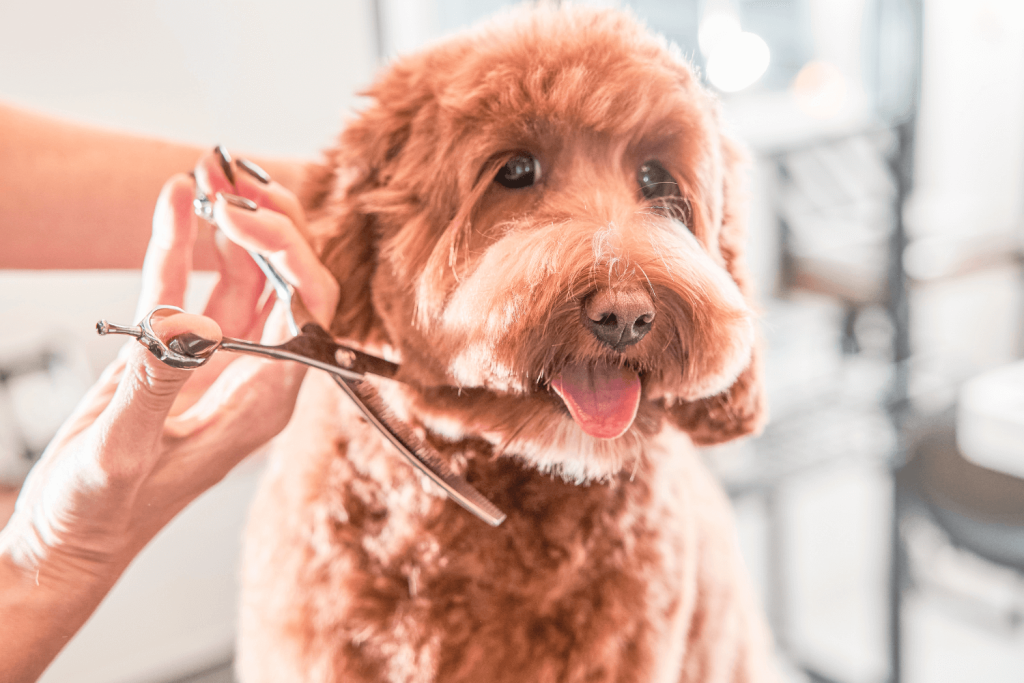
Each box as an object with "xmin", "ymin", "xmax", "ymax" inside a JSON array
[
  {"xmin": 135, "ymin": 175, "xmax": 198, "ymax": 320},
  {"xmin": 202, "ymin": 228, "xmax": 266, "ymax": 339},
  {"xmin": 211, "ymin": 194, "xmax": 339, "ymax": 330},
  {"xmin": 193, "ymin": 147, "xmax": 306, "ymax": 231},
  {"xmin": 163, "ymin": 354, "xmax": 306, "ymax": 487},
  {"xmin": 95, "ymin": 313, "xmax": 221, "ymax": 475},
  {"xmin": 173, "ymin": 270, "xmax": 276, "ymax": 415}
]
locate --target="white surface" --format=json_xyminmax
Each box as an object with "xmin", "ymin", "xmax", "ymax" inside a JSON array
[
  {"xmin": 0, "ymin": 0, "xmax": 378, "ymax": 157},
  {"xmin": 958, "ymin": 361, "xmax": 1024, "ymax": 480},
  {"xmin": 0, "ymin": 270, "xmax": 214, "ymax": 379},
  {"xmin": 911, "ymin": 0, "xmax": 1024, "ymax": 242}
]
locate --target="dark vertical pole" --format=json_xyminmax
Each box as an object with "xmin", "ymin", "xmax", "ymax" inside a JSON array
[
  {"xmin": 774, "ymin": 157, "xmax": 796, "ymax": 295},
  {"xmin": 882, "ymin": 0, "xmax": 923, "ymax": 679},
  {"xmin": 1016, "ymin": 249, "xmax": 1024, "ymax": 358},
  {"xmin": 370, "ymin": 0, "xmax": 388, "ymax": 65},
  {"xmin": 764, "ymin": 487, "xmax": 788, "ymax": 651},
  {"xmin": 887, "ymin": 118, "xmax": 914, "ymax": 423},
  {"xmin": 885, "ymin": 121, "xmax": 914, "ymax": 683},
  {"xmin": 765, "ymin": 151, "xmax": 791, "ymax": 656}
]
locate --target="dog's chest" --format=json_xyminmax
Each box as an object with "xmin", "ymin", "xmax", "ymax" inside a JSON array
[
  {"xmin": 252, "ymin": 374, "xmax": 712, "ymax": 682},
  {"xmin": 301, "ymin": 401, "xmax": 696, "ymax": 679}
]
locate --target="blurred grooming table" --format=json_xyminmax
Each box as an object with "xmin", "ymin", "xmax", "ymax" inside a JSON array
[{"xmin": 957, "ymin": 361, "xmax": 1024, "ymax": 482}]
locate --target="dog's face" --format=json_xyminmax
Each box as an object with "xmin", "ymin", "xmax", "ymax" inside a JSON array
[{"xmin": 307, "ymin": 7, "xmax": 765, "ymax": 480}]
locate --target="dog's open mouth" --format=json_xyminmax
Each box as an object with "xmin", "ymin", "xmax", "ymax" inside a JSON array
[{"xmin": 550, "ymin": 362, "xmax": 642, "ymax": 440}]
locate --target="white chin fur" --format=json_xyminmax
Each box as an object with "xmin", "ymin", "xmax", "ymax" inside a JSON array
[
  {"xmin": 448, "ymin": 343, "xmax": 523, "ymax": 392},
  {"xmin": 498, "ymin": 419, "xmax": 649, "ymax": 483}
]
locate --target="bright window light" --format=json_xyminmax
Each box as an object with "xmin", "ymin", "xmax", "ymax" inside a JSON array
[
  {"xmin": 706, "ymin": 31, "xmax": 771, "ymax": 93},
  {"xmin": 699, "ymin": 13, "xmax": 742, "ymax": 56},
  {"xmin": 792, "ymin": 61, "xmax": 849, "ymax": 120}
]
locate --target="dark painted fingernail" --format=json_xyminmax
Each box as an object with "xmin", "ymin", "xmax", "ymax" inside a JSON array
[
  {"xmin": 214, "ymin": 145, "xmax": 236, "ymax": 186},
  {"xmin": 237, "ymin": 158, "xmax": 271, "ymax": 184},
  {"xmin": 219, "ymin": 192, "xmax": 258, "ymax": 211},
  {"xmin": 169, "ymin": 332, "xmax": 219, "ymax": 358}
]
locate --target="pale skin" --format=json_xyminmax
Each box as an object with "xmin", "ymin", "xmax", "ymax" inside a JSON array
[
  {"xmin": 0, "ymin": 103, "xmax": 334, "ymax": 682},
  {"xmin": 0, "ymin": 102, "xmax": 305, "ymax": 269}
]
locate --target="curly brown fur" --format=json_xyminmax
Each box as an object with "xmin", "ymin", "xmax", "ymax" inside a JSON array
[{"xmin": 240, "ymin": 6, "xmax": 775, "ymax": 682}]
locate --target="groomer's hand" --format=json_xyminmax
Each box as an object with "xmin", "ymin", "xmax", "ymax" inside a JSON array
[{"xmin": 0, "ymin": 152, "xmax": 337, "ymax": 683}]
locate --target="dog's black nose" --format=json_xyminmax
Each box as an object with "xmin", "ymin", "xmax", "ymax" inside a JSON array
[{"xmin": 584, "ymin": 288, "xmax": 656, "ymax": 351}]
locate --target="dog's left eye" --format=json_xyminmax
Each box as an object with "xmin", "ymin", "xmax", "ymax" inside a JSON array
[
  {"xmin": 495, "ymin": 153, "xmax": 541, "ymax": 189},
  {"xmin": 637, "ymin": 160, "xmax": 680, "ymax": 199}
]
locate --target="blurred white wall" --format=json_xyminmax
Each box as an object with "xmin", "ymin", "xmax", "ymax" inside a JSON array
[
  {"xmin": 0, "ymin": 0, "xmax": 378, "ymax": 157},
  {"xmin": 912, "ymin": 0, "xmax": 1024, "ymax": 241},
  {"xmin": 909, "ymin": 0, "xmax": 1024, "ymax": 390}
]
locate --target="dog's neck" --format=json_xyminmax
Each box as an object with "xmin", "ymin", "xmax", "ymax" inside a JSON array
[{"xmin": 374, "ymin": 379, "xmax": 508, "ymax": 451}]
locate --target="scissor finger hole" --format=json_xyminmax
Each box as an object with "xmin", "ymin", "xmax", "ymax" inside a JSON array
[{"xmin": 139, "ymin": 306, "xmax": 212, "ymax": 369}]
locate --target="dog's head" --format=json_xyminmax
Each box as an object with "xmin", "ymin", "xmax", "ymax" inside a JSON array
[{"xmin": 305, "ymin": 6, "xmax": 765, "ymax": 480}]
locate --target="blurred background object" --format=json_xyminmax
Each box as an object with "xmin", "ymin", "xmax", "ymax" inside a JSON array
[
  {"xmin": 2, "ymin": 0, "xmax": 1023, "ymax": 681},
  {"xmin": 0, "ymin": 343, "xmax": 92, "ymax": 487}
]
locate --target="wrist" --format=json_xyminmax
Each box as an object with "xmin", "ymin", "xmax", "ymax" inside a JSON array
[
  {"xmin": 0, "ymin": 524, "xmax": 125, "ymax": 682},
  {"xmin": 0, "ymin": 512, "xmax": 128, "ymax": 598}
]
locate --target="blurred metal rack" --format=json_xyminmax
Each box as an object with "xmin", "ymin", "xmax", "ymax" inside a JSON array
[
  {"xmin": 0, "ymin": 348, "xmax": 65, "ymax": 482},
  {"xmin": 718, "ymin": 1, "xmax": 924, "ymax": 679},
  {"xmin": 717, "ymin": 2, "xmax": 1024, "ymax": 681}
]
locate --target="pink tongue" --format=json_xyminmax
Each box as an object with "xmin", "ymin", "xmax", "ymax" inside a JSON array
[{"xmin": 551, "ymin": 363, "xmax": 642, "ymax": 440}]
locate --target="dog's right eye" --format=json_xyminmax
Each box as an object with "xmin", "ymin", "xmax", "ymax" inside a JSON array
[
  {"xmin": 638, "ymin": 160, "xmax": 691, "ymax": 228},
  {"xmin": 495, "ymin": 153, "xmax": 541, "ymax": 189}
]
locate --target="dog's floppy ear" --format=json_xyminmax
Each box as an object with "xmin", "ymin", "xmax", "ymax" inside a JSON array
[
  {"xmin": 301, "ymin": 61, "xmax": 434, "ymax": 345},
  {"xmin": 666, "ymin": 134, "xmax": 767, "ymax": 445}
]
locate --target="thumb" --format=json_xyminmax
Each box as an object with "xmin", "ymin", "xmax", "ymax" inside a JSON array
[{"xmin": 99, "ymin": 313, "xmax": 222, "ymax": 458}]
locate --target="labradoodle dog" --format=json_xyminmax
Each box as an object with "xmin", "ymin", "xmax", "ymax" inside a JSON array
[{"xmin": 238, "ymin": 6, "xmax": 775, "ymax": 682}]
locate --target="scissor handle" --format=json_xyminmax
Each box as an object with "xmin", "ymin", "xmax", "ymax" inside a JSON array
[
  {"xmin": 97, "ymin": 307, "xmax": 400, "ymax": 383},
  {"xmin": 96, "ymin": 306, "xmax": 217, "ymax": 370}
]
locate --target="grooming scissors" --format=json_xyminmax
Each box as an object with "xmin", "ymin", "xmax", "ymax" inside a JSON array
[{"xmin": 96, "ymin": 189, "xmax": 506, "ymax": 527}]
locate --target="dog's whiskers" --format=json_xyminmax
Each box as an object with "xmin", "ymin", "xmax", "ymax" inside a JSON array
[
  {"xmin": 645, "ymin": 231, "xmax": 673, "ymax": 275},
  {"xmin": 634, "ymin": 264, "xmax": 657, "ymax": 300},
  {"xmin": 448, "ymin": 242, "xmax": 463, "ymax": 284},
  {"xmin": 629, "ymin": 453, "xmax": 642, "ymax": 482},
  {"xmin": 494, "ymin": 402, "xmax": 545, "ymax": 457},
  {"xmin": 540, "ymin": 304, "xmax": 559, "ymax": 344}
]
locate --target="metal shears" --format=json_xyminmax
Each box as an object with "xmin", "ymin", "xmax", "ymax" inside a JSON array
[{"xmin": 96, "ymin": 192, "xmax": 506, "ymax": 527}]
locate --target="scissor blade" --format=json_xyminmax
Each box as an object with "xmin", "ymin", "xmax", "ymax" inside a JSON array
[
  {"xmin": 333, "ymin": 377, "xmax": 507, "ymax": 527},
  {"xmin": 218, "ymin": 324, "xmax": 399, "ymax": 383},
  {"xmin": 219, "ymin": 335, "xmax": 504, "ymax": 523},
  {"xmin": 218, "ymin": 338, "xmax": 366, "ymax": 382},
  {"xmin": 293, "ymin": 323, "xmax": 399, "ymax": 380}
]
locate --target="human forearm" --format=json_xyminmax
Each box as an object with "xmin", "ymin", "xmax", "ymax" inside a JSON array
[
  {"xmin": 0, "ymin": 529, "xmax": 125, "ymax": 683},
  {"xmin": 0, "ymin": 102, "xmax": 308, "ymax": 270}
]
